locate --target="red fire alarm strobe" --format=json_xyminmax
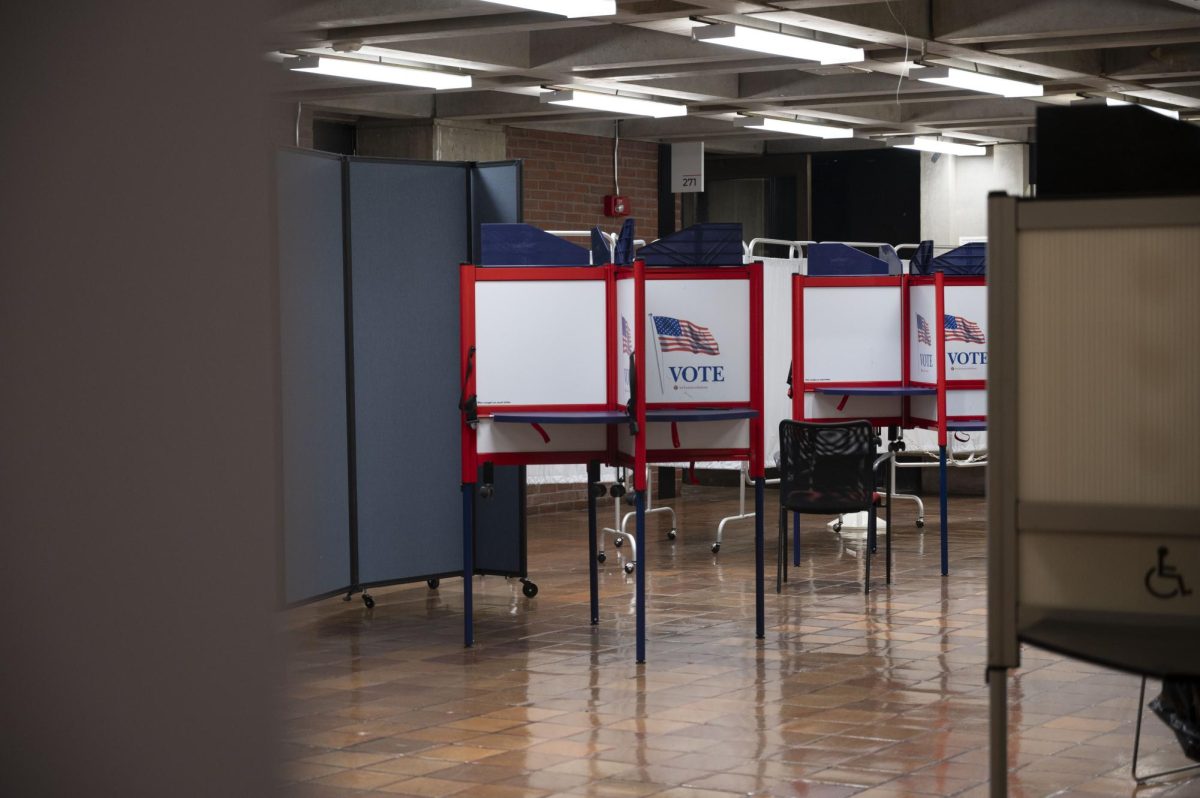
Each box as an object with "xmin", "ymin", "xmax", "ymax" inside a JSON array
[{"xmin": 603, "ymin": 194, "xmax": 630, "ymax": 217}]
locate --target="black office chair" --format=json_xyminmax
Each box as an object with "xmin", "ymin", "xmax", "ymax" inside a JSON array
[{"xmin": 777, "ymin": 419, "xmax": 893, "ymax": 594}]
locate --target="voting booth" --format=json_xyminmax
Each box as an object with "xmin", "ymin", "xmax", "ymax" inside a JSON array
[
  {"xmin": 460, "ymin": 255, "xmax": 765, "ymax": 663},
  {"xmin": 986, "ymin": 194, "xmax": 1200, "ymax": 796},
  {"xmin": 791, "ymin": 253, "xmax": 989, "ymax": 577}
]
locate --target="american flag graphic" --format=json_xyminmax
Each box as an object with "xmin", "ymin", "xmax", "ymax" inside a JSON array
[
  {"xmin": 944, "ymin": 313, "xmax": 986, "ymax": 344},
  {"xmin": 621, "ymin": 316, "xmax": 633, "ymax": 355},
  {"xmin": 916, "ymin": 314, "xmax": 932, "ymax": 346},
  {"xmin": 652, "ymin": 315, "xmax": 720, "ymax": 355}
]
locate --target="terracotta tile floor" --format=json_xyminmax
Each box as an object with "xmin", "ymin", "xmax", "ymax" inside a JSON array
[{"xmin": 282, "ymin": 488, "xmax": 1199, "ymax": 797}]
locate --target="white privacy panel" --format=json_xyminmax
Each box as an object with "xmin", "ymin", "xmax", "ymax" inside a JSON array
[
  {"xmin": 909, "ymin": 283, "xmax": 937, "ymax": 386},
  {"xmin": 805, "ymin": 286, "xmax": 902, "ymax": 383},
  {"xmin": 945, "ymin": 284, "xmax": 988, "ymax": 383},
  {"xmin": 645, "ymin": 419, "xmax": 749, "ymax": 452},
  {"xmin": 616, "ymin": 276, "xmax": 635, "ymax": 406},
  {"xmin": 761, "ymin": 258, "xmax": 799, "ymax": 466},
  {"xmin": 804, "ymin": 393, "xmax": 901, "ymax": 422},
  {"xmin": 475, "ymin": 280, "xmax": 607, "ymax": 406},
  {"xmin": 476, "ymin": 419, "xmax": 608, "ymax": 455},
  {"xmin": 645, "ymin": 278, "xmax": 751, "ymax": 403}
]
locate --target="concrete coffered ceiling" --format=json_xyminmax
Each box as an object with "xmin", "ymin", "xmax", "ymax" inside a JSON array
[{"xmin": 269, "ymin": 0, "xmax": 1200, "ymax": 153}]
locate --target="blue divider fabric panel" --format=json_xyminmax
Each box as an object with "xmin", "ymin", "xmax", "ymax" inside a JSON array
[
  {"xmin": 349, "ymin": 160, "xmax": 468, "ymax": 584},
  {"xmin": 614, "ymin": 218, "xmax": 636, "ymax": 265},
  {"xmin": 276, "ymin": 149, "xmax": 352, "ymax": 604},
  {"xmin": 637, "ymin": 222, "xmax": 743, "ymax": 266},
  {"xmin": 480, "ymin": 223, "xmax": 589, "ymax": 266},
  {"xmin": 591, "ymin": 227, "xmax": 608, "ymax": 266},
  {"xmin": 471, "ymin": 161, "xmax": 523, "ymax": 263},
  {"xmin": 470, "ymin": 161, "xmax": 526, "ymax": 578},
  {"xmin": 910, "ymin": 240, "xmax": 935, "ymax": 274},
  {"xmin": 807, "ymin": 242, "xmax": 891, "ymax": 276},
  {"xmin": 932, "ymin": 242, "xmax": 987, "ymax": 275}
]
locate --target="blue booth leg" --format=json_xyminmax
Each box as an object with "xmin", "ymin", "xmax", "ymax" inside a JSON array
[
  {"xmin": 462, "ymin": 483, "xmax": 474, "ymax": 648},
  {"xmin": 635, "ymin": 490, "xmax": 646, "ymax": 664},
  {"xmin": 939, "ymin": 445, "xmax": 949, "ymax": 576},
  {"xmin": 755, "ymin": 478, "xmax": 765, "ymax": 640},
  {"xmin": 587, "ymin": 474, "xmax": 599, "ymax": 625}
]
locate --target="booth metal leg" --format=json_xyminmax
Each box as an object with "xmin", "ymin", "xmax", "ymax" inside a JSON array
[
  {"xmin": 989, "ymin": 666, "xmax": 1008, "ymax": 798},
  {"xmin": 939, "ymin": 445, "xmax": 949, "ymax": 576},
  {"xmin": 755, "ymin": 478, "xmax": 765, "ymax": 640},
  {"xmin": 635, "ymin": 490, "xmax": 646, "ymax": 664},
  {"xmin": 891, "ymin": 455, "xmax": 926, "ymax": 527},
  {"xmin": 587, "ymin": 466, "xmax": 600, "ymax": 626},
  {"xmin": 462, "ymin": 483, "xmax": 475, "ymax": 648},
  {"xmin": 865, "ymin": 510, "xmax": 875, "ymax": 594}
]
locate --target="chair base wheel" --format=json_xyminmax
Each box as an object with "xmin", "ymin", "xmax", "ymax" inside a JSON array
[
  {"xmin": 362, "ymin": 593, "xmax": 375, "ymax": 609},
  {"xmin": 521, "ymin": 580, "xmax": 538, "ymax": 598}
]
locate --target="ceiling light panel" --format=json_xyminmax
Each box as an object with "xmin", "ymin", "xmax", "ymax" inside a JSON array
[
  {"xmin": 1107, "ymin": 98, "xmax": 1180, "ymax": 120},
  {"xmin": 893, "ymin": 136, "xmax": 987, "ymax": 156},
  {"xmin": 542, "ymin": 90, "xmax": 687, "ymax": 118},
  {"xmin": 288, "ymin": 56, "xmax": 471, "ymax": 89},
  {"xmin": 693, "ymin": 24, "xmax": 863, "ymax": 66},
  {"xmin": 918, "ymin": 67, "xmax": 1042, "ymax": 98},
  {"xmin": 478, "ymin": 0, "xmax": 616, "ymax": 17},
  {"xmin": 736, "ymin": 116, "xmax": 854, "ymax": 139}
]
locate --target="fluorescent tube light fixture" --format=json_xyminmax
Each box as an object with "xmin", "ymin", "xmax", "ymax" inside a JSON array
[
  {"xmin": 541, "ymin": 90, "xmax": 687, "ymax": 118},
  {"xmin": 693, "ymin": 23, "xmax": 863, "ymax": 65},
  {"xmin": 478, "ymin": 0, "xmax": 616, "ymax": 17},
  {"xmin": 1107, "ymin": 97, "xmax": 1180, "ymax": 120},
  {"xmin": 892, "ymin": 136, "xmax": 987, "ymax": 156},
  {"xmin": 918, "ymin": 66, "xmax": 1042, "ymax": 98},
  {"xmin": 288, "ymin": 56, "xmax": 471, "ymax": 89},
  {"xmin": 735, "ymin": 116, "xmax": 854, "ymax": 139}
]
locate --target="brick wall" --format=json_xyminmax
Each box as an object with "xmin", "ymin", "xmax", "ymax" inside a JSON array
[{"xmin": 506, "ymin": 127, "xmax": 678, "ymax": 239}]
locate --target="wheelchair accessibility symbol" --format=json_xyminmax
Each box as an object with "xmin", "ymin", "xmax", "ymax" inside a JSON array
[{"xmin": 1145, "ymin": 547, "xmax": 1193, "ymax": 600}]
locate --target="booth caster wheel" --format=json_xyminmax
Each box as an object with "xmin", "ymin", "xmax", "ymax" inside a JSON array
[
  {"xmin": 362, "ymin": 593, "xmax": 375, "ymax": 609},
  {"xmin": 521, "ymin": 580, "xmax": 538, "ymax": 598},
  {"xmin": 427, "ymin": 579, "xmax": 440, "ymax": 590},
  {"xmin": 597, "ymin": 552, "xmax": 607, "ymax": 564},
  {"xmin": 916, "ymin": 517, "xmax": 925, "ymax": 528},
  {"xmin": 833, "ymin": 520, "xmax": 843, "ymax": 533},
  {"xmin": 613, "ymin": 536, "xmax": 624, "ymax": 548},
  {"xmin": 623, "ymin": 562, "xmax": 635, "ymax": 575},
  {"xmin": 666, "ymin": 529, "xmax": 677, "ymax": 541},
  {"xmin": 711, "ymin": 542, "xmax": 720, "ymax": 554}
]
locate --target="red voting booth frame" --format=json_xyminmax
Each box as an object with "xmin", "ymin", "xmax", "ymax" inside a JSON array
[
  {"xmin": 460, "ymin": 260, "xmax": 766, "ymax": 664},
  {"xmin": 790, "ymin": 270, "xmax": 987, "ymax": 577}
]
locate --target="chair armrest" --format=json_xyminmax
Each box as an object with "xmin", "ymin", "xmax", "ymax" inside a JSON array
[{"xmin": 872, "ymin": 451, "xmax": 894, "ymax": 472}]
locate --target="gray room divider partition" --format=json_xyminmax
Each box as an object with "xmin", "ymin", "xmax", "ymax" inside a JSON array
[
  {"xmin": 276, "ymin": 149, "xmax": 352, "ymax": 605},
  {"xmin": 278, "ymin": 149, "xmax": 526, "ymax": 605}
]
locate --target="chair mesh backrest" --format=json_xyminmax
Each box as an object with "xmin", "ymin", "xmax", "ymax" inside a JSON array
[{"xmin": 778, "ymin": 420, "xmax": 875, "ymax": 514}]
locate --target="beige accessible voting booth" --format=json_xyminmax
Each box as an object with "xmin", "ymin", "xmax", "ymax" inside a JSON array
[{"xmin": 986, "ymin": 193, "xmax": 1200, "ymax": 796}]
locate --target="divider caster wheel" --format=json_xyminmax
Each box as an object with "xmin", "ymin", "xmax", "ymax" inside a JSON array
[
  {"xmin": 613, "ymin": 536, "xmax": 624, "ymax": 548},
  {"xmin": 666, "ymin": 529, "xmax": 677, "ymax": 541},
  {"xmin": 711, "ymin": 542, "xmax": 720, "ymax": 554},
  {"xmin": 623, "ymin": 562, "xmax": 635, "ymax": 575},
  {"xmin": 597, "ymin": 552, "xmax": 607, "ymax": 564},
  {"xmin": 916, "ymin": 517, "xmax": 925, "ymax": 528},
  {"xmin": 362, "ymin": 593, "xmax": 375, "ymax": 609},
  {"xmin": 521, "ymin": 580, "xmax": 538, "ymax": 598},
  {"xmin": 427, "ymin": 579, "xmax": 439, "ymax": 590}
]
